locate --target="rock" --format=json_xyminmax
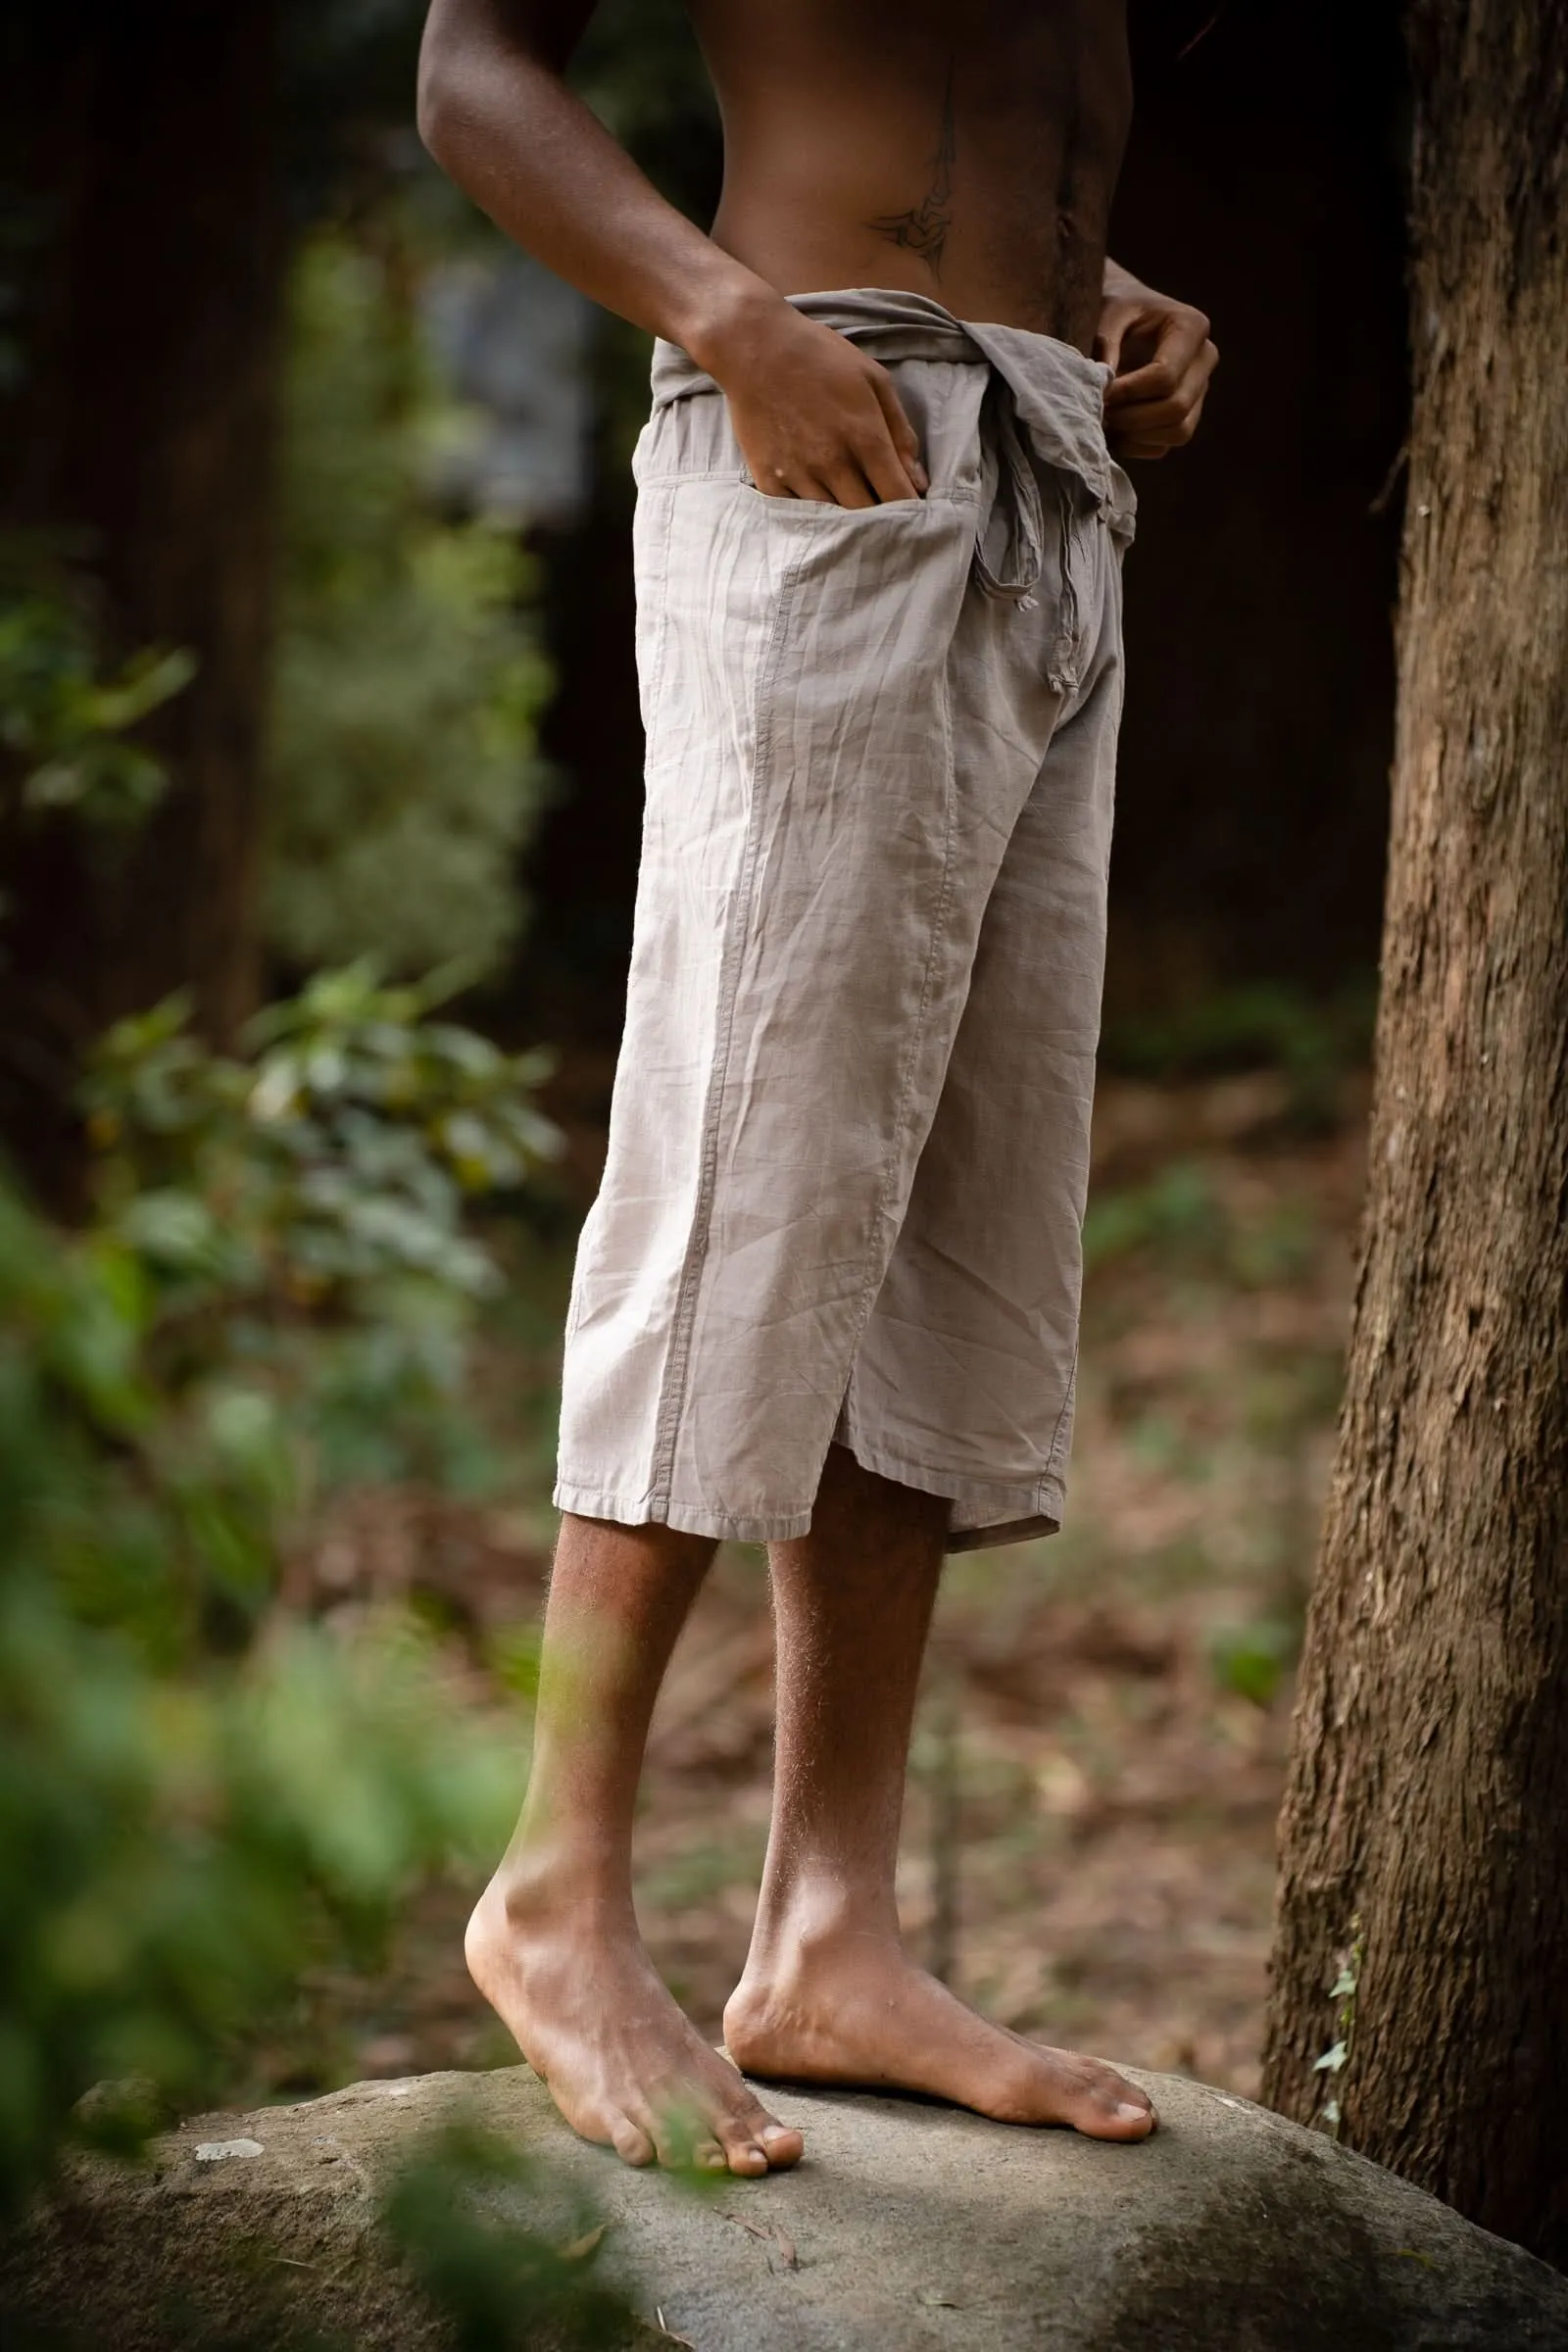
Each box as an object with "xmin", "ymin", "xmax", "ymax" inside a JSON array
[{"xmin": 5, "ymin": 2065, "xmax": 1567, "ymax": 2350}]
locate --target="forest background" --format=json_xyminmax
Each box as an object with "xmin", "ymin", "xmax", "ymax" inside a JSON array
[{"xmin": 0, "ymin": 0, "xmax": 1414, "ymax": 2314}]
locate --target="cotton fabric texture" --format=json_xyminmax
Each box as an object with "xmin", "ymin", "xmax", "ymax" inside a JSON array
[{"xmin": 556, "ymin": 289, "xmax": 1135, "ymax": 1551}]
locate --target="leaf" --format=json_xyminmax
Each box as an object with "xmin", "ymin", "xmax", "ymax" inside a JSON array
[
  {"xmin": 1312, "ymin": 2040, "xmax": 1348, "ymax": 2074},
  {"xmin": 555, "ymin": 2221, "xmax": 609, "ymax": 2265}
]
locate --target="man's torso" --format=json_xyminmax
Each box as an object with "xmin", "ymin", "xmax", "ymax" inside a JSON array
[{"xmin": 687, "ymin": 0, "xmax": 1132, "ymax": 348}]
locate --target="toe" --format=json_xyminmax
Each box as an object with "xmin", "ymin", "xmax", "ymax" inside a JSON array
[
  {"xmin": 718, "ymin": 2097, "xmax": 803, "ymax": 2174},
  {"xmin": 610, "ymin": 2116, "xmax": 657, "ymax": 2167},
  {"xmin": 693, "ymin": 2138, "xmax": 727, "ymax": 2173},
  {"xmin": 758, "ymin": 2120, "xmax": 805, "ymax": 2169},
  {"xmin": 1059, "ymin": 2055, "xmax": 1155, "ymax": 2139}
]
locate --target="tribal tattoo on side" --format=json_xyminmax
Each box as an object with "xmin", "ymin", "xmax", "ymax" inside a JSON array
[{"xmin": 869, "ymin": 63, "xmax": 956, "ymax": 277}]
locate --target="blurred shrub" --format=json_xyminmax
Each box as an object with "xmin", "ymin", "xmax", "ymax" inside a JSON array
[
  {"xmin": 1084, "ymin": 1161, "xmax": 1318, "ymax": 1291},
  {"xmin": 1082, "ymin": 1161, "xmax": 1226, "ymax": 1274},
  {"xmin": 1209, "ymin": 1616, "xmax": 1298, "ymax": 1709},
  {"xmin": 0, "ymin": 968, "xmax": 562, "ymax": 2220},
  {"xmin": 1102, "ymin": 981, "xmax": 1374, "ymax": 1127},
  {"xmin": 267, "ymin": 231, "xmax": 551, "ymax": 981},
  {"xmin": 0, "ymin": 537, "xmax": 192, "ymax": 831},
  {"xmin": 0, "ymin": 1184, "xmax": 516, "ymax": 2224},
  {"xmin": 82, "ymin": 960, "xmax": 561, "ymax": 1509},
  {"xmin": 384, "ymin": 2123, "xmax": 638, "ymax": 2351}
]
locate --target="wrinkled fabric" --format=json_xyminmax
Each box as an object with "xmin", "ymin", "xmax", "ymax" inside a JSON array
[{"xmin": 556, "ymin": 289, "xmax": 1134, "ymax": 1550}]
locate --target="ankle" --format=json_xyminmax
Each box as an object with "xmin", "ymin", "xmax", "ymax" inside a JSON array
[
  {"xmin": 483, "ymin": 1833, "xmax": 637, "ymax": 1937},
  {"xmin": 745, "ymin": 1874, "xmax": 902, "ymax": 1978}
]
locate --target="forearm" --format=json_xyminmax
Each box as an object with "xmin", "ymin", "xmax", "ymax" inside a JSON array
[{"xmin": 417, "ymin": 0, "xmax": 778, "ymax": 368}]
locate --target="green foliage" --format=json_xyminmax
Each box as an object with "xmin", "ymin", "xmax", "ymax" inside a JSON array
[
  {"xmin": 267, "ymin": 233, "xmax": 551, "ymax": 981},
  {"xmin": 1103, "ymin": 982, "xmax": 1375, "ymax": 1127},
  {"xmin": 1084, "ymin": 1162, "xmax": 1318, "ymax": 1292},
  {"xmin": 1208, "ymin": 1616, "xmax": 1298, "ymax": 1708},
  {"xmin": 0, "ymin": 1176, "xmax": 519, "ymax": 2226},
  {"xmin": 1082, "ymin": 1162, "xmax": 1226, "ymax": 1273},
  {"xmin": 383, "ymin": 2124, "xmax": 638, "ymax": 2350},
  {"xmin": 0, "ymin": 969, "xmax": 564, "ymax": 2218},
  {"xmin": 81, "ymin": 962, "xmax": 562, "ymax": 1507},
  {"xmin": 0, "ymin": 539, "xmax": 193, "ymax": 828}
]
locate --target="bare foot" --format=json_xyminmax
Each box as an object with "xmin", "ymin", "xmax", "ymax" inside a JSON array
[
  {"xmin": 466, "ymin": 1872, "xmax": 805, "ymax": 2176},
  {"xmin": 723, "ymin": 1928, "xmax": 1155, "ymax": 2141}
]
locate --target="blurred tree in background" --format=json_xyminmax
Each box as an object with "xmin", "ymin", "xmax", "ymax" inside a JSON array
[
  {"xmin": 268, "ymin": 229, "xmax": 549, "ymax": 981},
  {"xmin": 0, "ymin": 0, "xmax": 550, "ymax": 1206},
  {"xmin": 0, "ymin": 0, "xmax": 287, "ymax": 1200}
]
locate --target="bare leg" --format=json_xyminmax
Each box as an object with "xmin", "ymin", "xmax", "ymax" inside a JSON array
[
  {"xmin": 466, "ymin": 1512, "xmax": 804, "ymax": 2175},
  {"xmin": 723, "ymin": 1446, "xmax": 1155, "ymax": 2139}
]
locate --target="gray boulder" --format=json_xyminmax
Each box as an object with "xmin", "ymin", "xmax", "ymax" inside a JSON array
[{"xmin": 6, "ymin": 2064, "xmax": 1567, "ymax": 2349}]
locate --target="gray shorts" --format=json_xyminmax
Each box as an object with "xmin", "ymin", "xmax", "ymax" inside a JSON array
[{"xmin": 556, "ymin": 289, "xmax": 1135, "ymax": 1550}]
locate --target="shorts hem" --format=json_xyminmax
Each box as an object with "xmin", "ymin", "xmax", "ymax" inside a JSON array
[
  {"xmin": 554, "ymin": 1443, "xmax": 1063, "ymax": 1553},
  {"xmin": 835, "ymin": 1429, "xmax": 1063, "ymax": 1552},
  {"xmin": 553, "ymin": 1478, "xmax": 814, "ymax": 1545}
]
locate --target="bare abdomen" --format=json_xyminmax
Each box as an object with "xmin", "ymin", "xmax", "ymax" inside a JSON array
[{"xmin": 693, "ymin": 11, "xmax": 1131, "ymax": 347}]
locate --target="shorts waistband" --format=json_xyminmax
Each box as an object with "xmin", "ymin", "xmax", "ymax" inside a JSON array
[{"xmin": 650, "ymin": 285, "xmax": 1135, "ymax": 539}]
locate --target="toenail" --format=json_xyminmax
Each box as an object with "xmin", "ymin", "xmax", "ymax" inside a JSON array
[
  {"xmin": 1116, "ymin": 2101, "xmax": 1150, "ymax": 2121},
  {"xmin": 760, "ymin": 2125, "xmax": 793, "ymax": 2144}
]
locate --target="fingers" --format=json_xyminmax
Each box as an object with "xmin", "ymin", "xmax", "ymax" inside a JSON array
[
  {"xmin": 812, "ymin": 460, "xmax": 881, "ymax": 510},
  {"xmin": 1106, "ymin": 349, "xmax": 1216, "ymax": 459},
  {"xmin": 854, "ymin": 430, "xmax": 923, "ymax": 505},
  {"xmin": 866, "ymin": 366, "xmax": 928, "ymax": 497},
  {"xmin": 1103, "ymin": 315, "xmax": 1217, "ymax": 416},
  {"xmin": 794, "ymin": 370, "xmax": 925, "ymax": 506},
  {"xmin": 726, "ymin": 330, "xmax": 927, "ymax": 506}
]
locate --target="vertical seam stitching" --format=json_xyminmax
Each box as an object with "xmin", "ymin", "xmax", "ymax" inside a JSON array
[
  {"xmin": 564, "ymin": 483, "xmax": 676, "ymax": 1360},
  {"xmin": 646, "ymin": 536, "xmax": 809, "ymax": 1511},
  {"xmin": 1044, "ymin": 1347, "xmax": 1080, "ymax": 1490}
]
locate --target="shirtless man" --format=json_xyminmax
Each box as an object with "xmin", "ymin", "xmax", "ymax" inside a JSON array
[{"xmin": 417, "ymin": 0, "xmax": 1217, "ymax": 2179}]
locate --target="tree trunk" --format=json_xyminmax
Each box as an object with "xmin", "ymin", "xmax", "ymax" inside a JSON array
[
  {"xmin": 0, "ymin": 0, "xmax": 282, "ymax": 1206},
  {"xmin": 1261, "ymin": 0, "xmax": 1568, "ymax": 2269}
]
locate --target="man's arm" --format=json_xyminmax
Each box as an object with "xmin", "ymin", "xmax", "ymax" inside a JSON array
[
  {"xmin": 417, "ymin": 0, "xmax": 926, "ymax": 504},
  {"xmin": 1096, "ymin": 259, "xmax": 1218, "ymax": 459}
]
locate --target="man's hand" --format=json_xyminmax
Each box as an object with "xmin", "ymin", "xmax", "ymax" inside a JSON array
[
  {"xmin": 697, "ymin": 293, "xmax": 927, "ymax": 507},
  {"xmin": 1096, "ymin": 263, "xmax": 1217, "ymax": 460}
]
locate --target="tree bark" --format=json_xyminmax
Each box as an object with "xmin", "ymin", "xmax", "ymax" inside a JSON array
[
  {"xmin": 1261, "ymin": 0, "xmax": 1568, "ymax": 2269},
  {"xmin": 0, "ymin": 0, "xmax": 282, "ymax": 1205}
]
